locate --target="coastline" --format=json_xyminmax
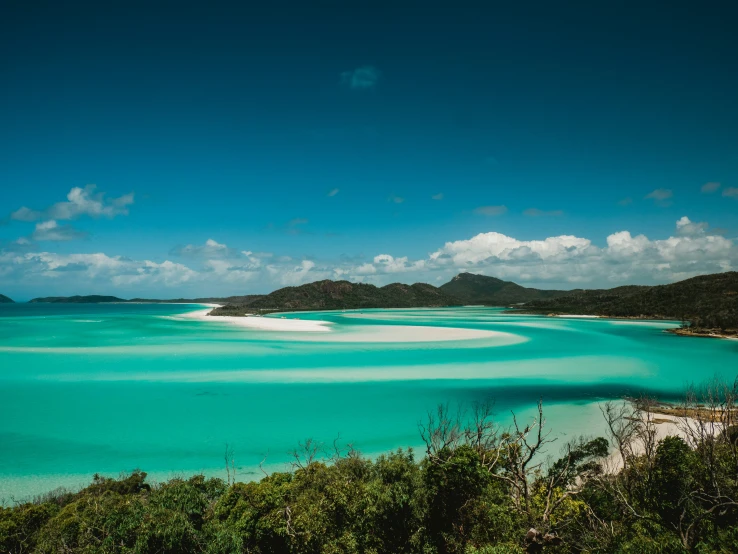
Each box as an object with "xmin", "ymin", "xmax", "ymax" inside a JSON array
[
  {"xmin": 511, "ymin": 309, "xmax": 738, "ymax": 341},
  {"xmin": 668, "ymin": 327, "xmax": 738, "ymax": 340}
]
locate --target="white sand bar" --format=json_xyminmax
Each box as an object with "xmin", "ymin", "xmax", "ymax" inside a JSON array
[
  {"xmin": 177, "ymin": 309, "xmax": 332, "ymax": 332},
  {"xmin": 177, "ymin": 308, "xmax": 521, "ymax": 343}
]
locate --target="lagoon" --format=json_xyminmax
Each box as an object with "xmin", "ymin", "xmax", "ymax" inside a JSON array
[{"xmin": 1, "ymin": 304, "xmax": 737, "ymax": 502}]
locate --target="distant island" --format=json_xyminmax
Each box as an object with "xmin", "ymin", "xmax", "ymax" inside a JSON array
[
  {"xmin": 0, "ymin": 293, "xmax": 14, "ymax": 303},
  {"xmin": 211, "ymin": 271, "xmax": 738, "ymax": 338},
  {"xmin": 18, "ymin": 271, "xmax": 738, "ymax": 338},
  {"xmin": 27, "ymin": 294, "xmax": 264, "ymax": 305},
  {"xmin": 29, "ymin": 295, "xmax": 127, "ymax": 304}
]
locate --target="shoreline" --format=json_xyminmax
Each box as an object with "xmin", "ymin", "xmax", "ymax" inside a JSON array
[
  {"xmin": 668, "ymin": 327, "xmax": 738, "ymax": 340},
  {"xmin": 510, "ymin": 309, "xmax": 738, "ymax": 341}
]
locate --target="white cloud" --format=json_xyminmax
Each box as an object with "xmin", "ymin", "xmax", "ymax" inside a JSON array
[
  {"xmin": 388, "ymin": 194, "xmax": 404, "ymax": 204},
  {"xmin": 432, "ymin": 193, "xmax": 444, "ymax": 200},
  {"xmin": 675, "ymin": 216, "xmax": 709, "ymax": 237},
  {"xmin": 723, "ymin": 187, "xmax": 738, "ymax": 198},
  {"xmin": 618, "ymin": 197, "xmax": 633, "ymax": 206},
  {"xmin": 11, "ymin": 185, "xmax": 134, "ymax": 223},
  {"xmin": 2, "ymin": 218, "xmax": 735, "ymax": 297},
  {"xmin": 327, "ymin": 188, "xmax": 340, "ymax": 197},
  {"xmin": 270, "ymin": 260, "xmax": 323, "ymax": 286},
  {"xmin": 368, "ymin": 254, "xmax": 425, "ymax": 274},
  {"xmin": 340, "ymin": 66, "xmax": 380, "ymax": 90},
  {"xmin": 474, "ymin": 205, "xmax": 507, "ymax": 216},
  {"xmin": 701, "ymin": 182, "xmax": 721, "ymax": 193},
  {"xmin": 339, "ymin": 217, "xmax": 735, "ymax": 287}
]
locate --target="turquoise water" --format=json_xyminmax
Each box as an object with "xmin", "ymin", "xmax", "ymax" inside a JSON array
[{"xmin": 1, "ymin": 304, "xmax": 737, "ymax": 503}]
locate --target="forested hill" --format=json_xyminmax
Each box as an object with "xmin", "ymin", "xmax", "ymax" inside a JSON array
[
  {"xmin": 211, "ymin": 280, "xmax": 459, "ymax": 315},
  {"xmin": 30, "ymin": 295, "xmax": 126, "ymax": 303},
  {"xmin": 0, "ymin": 294, "xmax": 14, "ymax": 303},
  {"xmin": 439, "ymin": 272, "xmax": 570, "ymax": 305},
  {"xmin": 520, "ymin": 272, "xmax": 738, "ymax": 330}
]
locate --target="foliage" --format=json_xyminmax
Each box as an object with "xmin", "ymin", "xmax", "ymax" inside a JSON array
[
  {"xmin": 212, "ymin": 280, "xmax": 460, "ymax": 315},
  {"xmin": 3, "ymin": 386, "xmax": 738, "ymax": 553},
  {"xmin": 519, "ymin": 271, "xmax": 738, "ymax": 332},
  {"xmin": 439, "ymin": 273, "xmax": 570, "ymax": 306}
]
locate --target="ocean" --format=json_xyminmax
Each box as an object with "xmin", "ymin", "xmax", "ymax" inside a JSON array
[{"xmin": 1, "ymin": 303, "xmax": 736, "ymax": 502}]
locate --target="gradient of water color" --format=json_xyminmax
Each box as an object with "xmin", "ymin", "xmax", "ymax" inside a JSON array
[{"xmin": 1, "ymin": 303, "xmax": 737, "ymax": 502}]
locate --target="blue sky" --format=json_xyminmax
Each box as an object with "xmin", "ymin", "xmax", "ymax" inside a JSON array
[{"xmin": 1, "ymin": 1, "xmax": 737, "ymax": 299}]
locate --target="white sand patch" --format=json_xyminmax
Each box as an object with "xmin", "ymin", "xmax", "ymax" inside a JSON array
[{"xmin": 176, "ymin": 309, "xmax": 332, "ymax": 332}]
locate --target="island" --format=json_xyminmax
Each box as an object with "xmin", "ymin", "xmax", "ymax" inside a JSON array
[{"xmin": 512, "ymin": 272, "xmax": 738, "ymax": 338}]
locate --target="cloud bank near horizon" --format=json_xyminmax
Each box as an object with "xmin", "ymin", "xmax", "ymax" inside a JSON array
[{"xmin": 1, "ymin": 216, "xmax": 735, "ymax": 298}]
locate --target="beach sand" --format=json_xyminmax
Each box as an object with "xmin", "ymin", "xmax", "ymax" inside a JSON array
[
  {"xmin": 178, "ymin": 308, "xmax": 333, "ymax": 332},
  {"xmin": 179, "ymin": 308, "xmax": 520, "ymax": 343}
]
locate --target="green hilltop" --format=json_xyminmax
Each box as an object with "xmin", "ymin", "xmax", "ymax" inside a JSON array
[
  {"xmin": 439, "ymin": 272, "xmax": 570, "ymax": 305},
  {"xmin": 211, "ymin": 280, "xmax": 459, "ymax": 315}
]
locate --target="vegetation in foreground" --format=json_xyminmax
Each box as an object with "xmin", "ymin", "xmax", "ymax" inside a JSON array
[{"xmin": 3, "ymin": 380, "xmax": 738, "ymax": 553}]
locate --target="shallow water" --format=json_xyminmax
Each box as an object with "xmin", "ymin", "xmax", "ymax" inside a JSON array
[{"xmin": 1, "ymin": 304, "xmax": 736, "ymax": 502}]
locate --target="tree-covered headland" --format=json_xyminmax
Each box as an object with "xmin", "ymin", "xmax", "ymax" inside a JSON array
[{"xmin": 3, "ymin": 379, "xmax": 738, "ymax": 553}]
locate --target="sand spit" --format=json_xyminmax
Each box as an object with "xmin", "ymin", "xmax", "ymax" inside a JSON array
[
  {"xmin": 177, "ymin": 309, "xmax": 333, "ymax": 332},
  {"xmin": 178, "ymin": 308, "xmax": 522, "ymax": 343}
]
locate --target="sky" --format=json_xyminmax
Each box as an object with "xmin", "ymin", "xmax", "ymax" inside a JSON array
[{"xmin": 1, "ymin": 1, "xmax": 737, "ymax": 300}]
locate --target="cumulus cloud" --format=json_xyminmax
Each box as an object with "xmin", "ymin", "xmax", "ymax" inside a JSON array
[
  {"xmin": 474, "ymin": 205, "xmax": 507, "ymax": 216},
  {"xmin": 327, "ymin": 188, "xmax": 340, "ymax": 197},
  {"xmin": 269, "ymin": 260, "xmax": 325, "ymax": 286},
  {"xmin": 523, "ymin": 208, "xmax": 564, "ymax": 217},
  {"xmin": 340, "ymin": 66, "xmax": 380, "ymax": 90},
  {"xmin": 336, "ymin": 216, "xmax": 736, "ymax": 287},
  {"xmin": 723, "ymin": 187, "xmax": 738, "ymax": 198},
  {"xmin": 675, "ymin": 216, "xmax": 709, "ymax": 237},
  {"xmin": 701, "ymin": 182, "xmax": 721, "ymax": 193},
  {"xmin": 432, "ymin": 193, "xmax": 444, "ymax": 200},
  {"xmin": 645, "ymin": 188, "xmax": 673, "ymax": 206},
  {"xmin": 11, "ymin": 185, "xmax": 134, "ymax": 223}
]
